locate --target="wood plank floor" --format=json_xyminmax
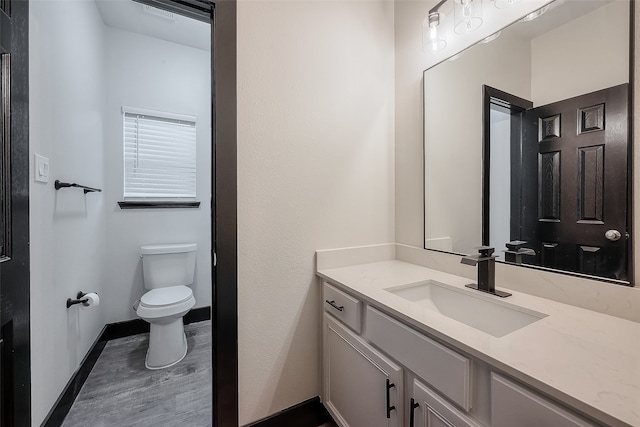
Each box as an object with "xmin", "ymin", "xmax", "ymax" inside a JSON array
[
  {"xmin": 62, "ymin": 319, "xmax": 336, "ymax": 427},
  {"xmin": 62, "ymin": 321, "xmax": 212, "ymax": 427}
]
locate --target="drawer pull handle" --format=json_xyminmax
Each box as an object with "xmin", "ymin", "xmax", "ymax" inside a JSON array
[
  {"xmin": 386, "ymin": 379, "xmax": 396, "ymax": 419},
  {"xmin": 325, "ymin": 300, "xmax": 344, "ymax": 312},
  {"xmin": 409, "ymin": 398, "xmax": 419, "ymax": 427}
]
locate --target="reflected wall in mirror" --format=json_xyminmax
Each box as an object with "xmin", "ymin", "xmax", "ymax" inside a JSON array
[{"xmin": 423, "ymin": 0, "xmax": 632, "ymax": 284}]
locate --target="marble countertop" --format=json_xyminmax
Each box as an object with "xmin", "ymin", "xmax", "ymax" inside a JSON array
[{"xmin": 317, "ymin": 260, "xmax": 640, "ymax": 427}]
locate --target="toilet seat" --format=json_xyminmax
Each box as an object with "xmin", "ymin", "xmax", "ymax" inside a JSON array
[
  {"xmin": 141, "ymin": 286, "xmax": 193, "ymax": 307},
  {"xmin": 136, "ymin": 286, "xmax": 195, "ymax": 319}
]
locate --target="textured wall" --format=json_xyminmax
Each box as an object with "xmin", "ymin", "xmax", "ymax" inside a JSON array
[{"xmin": 237, "ymin": 0, "xmax": 395, "ymax": 423}]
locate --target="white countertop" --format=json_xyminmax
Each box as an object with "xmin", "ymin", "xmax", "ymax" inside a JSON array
[{"xmin": 317, "ymin": 260, "xmax": 640, "ymax": 427}]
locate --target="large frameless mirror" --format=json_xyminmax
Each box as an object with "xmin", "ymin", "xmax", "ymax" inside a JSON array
[{"xmin": 423, "ymin": 0, "xmax": 632, "ymax": 284}]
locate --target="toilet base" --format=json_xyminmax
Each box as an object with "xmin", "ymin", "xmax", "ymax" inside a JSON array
[{"xmin": 145, "ymin": 317, "xmax": 188, "ymax": 370}]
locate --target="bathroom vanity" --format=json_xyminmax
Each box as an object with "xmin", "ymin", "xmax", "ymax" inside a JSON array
[{"xmin": 317, "ymin": 246, "xmax": 640, "ymax": 427}]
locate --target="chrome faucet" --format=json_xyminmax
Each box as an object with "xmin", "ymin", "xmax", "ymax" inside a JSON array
[{"xmin": 461, "ymin": 246, "xmax": 512, "ymax": 298}]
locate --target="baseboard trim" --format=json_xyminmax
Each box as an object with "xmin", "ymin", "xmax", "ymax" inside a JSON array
[
  {"xmin": 102, "ymin": 305, "xmax": 212, "ymax": 340},
  {"xmin": 243, "ymin": 397, "xmax": 333, "ymax": 427},
  {"xmin": 41, "ymin": 326, "xmax": 108, "ymax": 427},
  {"xmin": 41, "ymin": 306, "xmax": 212, "ymax": 427}
]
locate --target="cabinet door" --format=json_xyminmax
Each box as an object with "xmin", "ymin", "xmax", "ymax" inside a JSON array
[
  {"xmin": 411, "ymin": 379, "xmax": 482, "ymax": 427},
  {"xmin": 491, "ymin": 373, "xmax": 598, "ymax": 427},
  {"xmin": 324, "ymin": 313, "xmax": 403, "ymax": 427}
]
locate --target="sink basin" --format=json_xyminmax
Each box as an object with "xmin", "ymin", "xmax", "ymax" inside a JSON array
[{"xmin": 384, "ymin": 280, "xmax": 547, "ymax": 337}]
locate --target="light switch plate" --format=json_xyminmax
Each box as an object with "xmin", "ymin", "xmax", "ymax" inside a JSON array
[{"xmin": 34, "ymin": 154, "xmax": 49, "ymax": 183}]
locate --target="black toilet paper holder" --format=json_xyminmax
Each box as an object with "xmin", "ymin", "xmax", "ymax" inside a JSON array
[{"xmin": 66, "ymin": 291, "xmax": 88, "ymax": 308}]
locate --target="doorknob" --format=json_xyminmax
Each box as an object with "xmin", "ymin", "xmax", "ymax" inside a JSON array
[{"xmin": 605, "ymin": 230, "xmax": 621, "ymax": 241}]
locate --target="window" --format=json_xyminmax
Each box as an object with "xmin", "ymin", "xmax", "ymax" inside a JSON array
[{"xmin": 122, "ymin": 107, "xmax": 197, "ymax": 205}]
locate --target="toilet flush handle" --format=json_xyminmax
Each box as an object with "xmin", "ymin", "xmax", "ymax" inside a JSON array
[{"xmin": 132, "ymin": 300, "xmax": 140, "ymax": 311}]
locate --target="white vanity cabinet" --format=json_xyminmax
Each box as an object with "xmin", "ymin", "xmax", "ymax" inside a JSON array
[
  {"xmin": 323, "ymin": 313, "xmax": 403, "ymax": 427},
  {"xmin": 490, "ymin": 374, "xmax": 598, "ymax": 427},
  {"xmin": 364, "ymin": 306, "xmax": 472, "ymax": 411},
  {"xmin": 321, "ymin": 280, "xmax": 604, "ymax": 427},
  {"xmin": 410, "ymin": 379, "xmax": 482, "ymax": 427}
]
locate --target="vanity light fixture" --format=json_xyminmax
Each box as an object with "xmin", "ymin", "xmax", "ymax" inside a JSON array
[
  {"xmin": 519, "ymin": 4, "xmax": 550, "ymax": 22},
  {"xmin": 423, "ymin": 11, "xmax": 447, "ymax": 52},
  {"xmin": 454, "ymin": 0, "xmax": 483, "ymax": 34}
]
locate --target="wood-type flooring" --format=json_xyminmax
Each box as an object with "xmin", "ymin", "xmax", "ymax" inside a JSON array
[{"xmin": 62, "ymin": 321, "xmax": 212, "ymax": 427}]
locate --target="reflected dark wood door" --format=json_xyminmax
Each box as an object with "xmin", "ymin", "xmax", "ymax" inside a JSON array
[{"xmin": 521, "ymin": 84, "xmax": 629, "ymax": 280}]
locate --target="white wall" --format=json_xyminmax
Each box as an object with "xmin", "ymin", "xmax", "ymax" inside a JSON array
[
  {"xmin": 531, "ymin": 1, "xmax": 629, "ymax": 106},
  {"xmin": 30, "ymin": 5, "xmax": 212, "ymax": 424},
  {"xmin": 423, "ymin": 32, "xmax": 531, "ymax": 254},
  {"xmin": 395, "ymin": 0, "xmax": 558, "ymax": 249},
  {"xmin": 102, "ymin": 27, "xmax": 212, "ymax": 323},
  {"xmin": 237, "ymin": 0, "xmax": 395, "ymax": 423},
  {"xmin": 396, "ymin": 0, "xmax": 640, "ymax": 320},
  {"xmin": 29, "ymin": 1, "xmax": 107, "ymax": 425}
]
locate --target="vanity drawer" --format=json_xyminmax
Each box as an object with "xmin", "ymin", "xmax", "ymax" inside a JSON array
[
  {"xmin": 323, "ymin": 282, "xmax": 362, "ymax": 333},
  {"xmin": 365, "ymin": 306, "xmax": 472, "ymax": 411},
  {"xmin": 491, "ymin": 373, "xmax": 598, "ymax": 427}
]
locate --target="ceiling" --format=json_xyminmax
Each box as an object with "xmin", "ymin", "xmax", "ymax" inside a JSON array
[
  {"xmin": 511, "ymin": 0, "xmax": 613, "ymax": 40},
  {"xmin": 94, "ymin": 0, "xmax": 210, "ymax": 51}
]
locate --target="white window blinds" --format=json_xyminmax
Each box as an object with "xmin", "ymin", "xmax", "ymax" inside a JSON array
[{"xmin": 123, "ymin": 107, "xmax": 197, "ymax": 199}]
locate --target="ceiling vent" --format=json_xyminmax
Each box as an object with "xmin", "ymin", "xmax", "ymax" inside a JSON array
[{"xmin": 142, "ymin": 4, "xmax": 175, "ymax": 21}]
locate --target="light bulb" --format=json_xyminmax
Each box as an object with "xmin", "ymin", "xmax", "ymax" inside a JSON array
[{"xmin": 423, "ymin": 12, "xmax": 447, "ymax": 53}]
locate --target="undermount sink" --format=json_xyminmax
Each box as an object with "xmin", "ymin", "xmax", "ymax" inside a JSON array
[{"xmin": 384, "ymin": 280, "xmax": 547, "ymax": 337}]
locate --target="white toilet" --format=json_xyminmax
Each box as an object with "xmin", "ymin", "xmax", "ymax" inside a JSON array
[{"xmin": 135, "ymin": 243, "xmax": 197, "ymax": 370}]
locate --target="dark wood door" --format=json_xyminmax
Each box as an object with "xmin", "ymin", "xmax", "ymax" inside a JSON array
[
  {"xmin": 0, "ymin": 0, "xmax": 31, "ymax": 425},
  {"xmin": 521, "ymin": 84, "xmax": 629, "ymax": 280}
]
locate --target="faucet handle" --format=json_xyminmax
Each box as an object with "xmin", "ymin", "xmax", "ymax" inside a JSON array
[
  {"xmin": 503, "ymin": 241, "xmax": 536, "ymax": 265},
  {"xmin": 477, "ymin": 246, "xmax": 495, "ymax": 257},
  {"xmin": 504, "ymin": 240, "xmax": 536, "ymax": 255},
  {"xmin": 505, "ymin": 240, "xmax": 527, "ymax": 251}
]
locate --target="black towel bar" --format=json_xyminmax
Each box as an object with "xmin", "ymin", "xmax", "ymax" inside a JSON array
[{"xmin": 54, "ymin": 180, "xmax": 102, "ymax": 194}]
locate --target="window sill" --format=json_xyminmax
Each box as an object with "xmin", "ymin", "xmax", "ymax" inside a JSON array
[{"xmin": 118, "ymin": 201, "xmax": 201, "ymax": 209}]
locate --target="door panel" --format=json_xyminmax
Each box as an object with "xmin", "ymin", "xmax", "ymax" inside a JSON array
[
  {"xmin": 539, "ymin": 150, "xmax": 561, "ymax": 221},
  {"xmin": 324, "ymin": 314, "xmax": 403, "ymax": 427},
  {"xmin": 521, "ymin": 84, "xmax": 629, "ymax": 280},
  {"xmin": 577, "ymin": 145, "xmax": 604, "ymax": 223}
]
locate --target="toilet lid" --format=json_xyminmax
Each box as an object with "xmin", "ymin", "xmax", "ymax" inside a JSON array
[{"xmin": 140, "ymin": 286, "xmax": 193, "ymax": 307}]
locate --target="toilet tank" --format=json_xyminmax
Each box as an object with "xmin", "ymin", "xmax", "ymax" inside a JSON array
[{"xmin": 141, "ymin": 243, "xmax": 198, "ymax": 289}]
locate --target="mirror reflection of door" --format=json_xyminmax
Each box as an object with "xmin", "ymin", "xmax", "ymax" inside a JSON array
[{"xmin": 485, "ymin": 84, "xmax": 629, "ymax": 282}]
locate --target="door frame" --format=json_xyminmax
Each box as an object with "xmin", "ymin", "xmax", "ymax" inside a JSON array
[
  {"xmin": 481, "ymin": 85, "xmax": 533, "ymax": 247},
  {"xmin": 133, "ymin": 0, "xmax": 238, "ymax": 425},
  {"xmin": 211, "ymin": 1, "xmax": 238, "ymax": 426}
]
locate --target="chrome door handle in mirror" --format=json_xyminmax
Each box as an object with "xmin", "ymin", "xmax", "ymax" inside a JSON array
[{"xmin": 605, "ymin": 230, "xmax": 621, "ymax": 241}]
